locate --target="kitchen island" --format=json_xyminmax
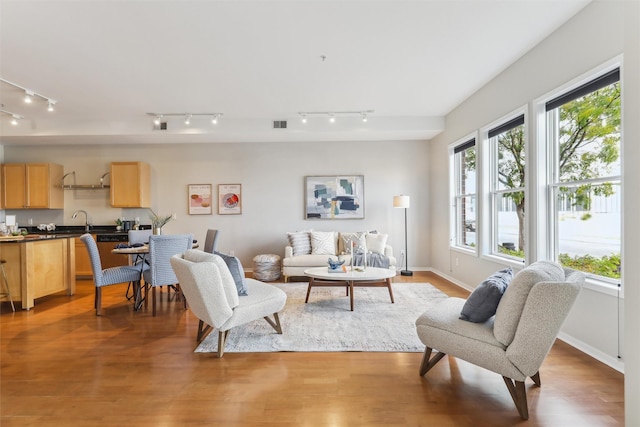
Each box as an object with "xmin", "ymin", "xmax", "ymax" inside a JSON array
[{"xmin": 0, "ymin": 235, "xmax": 76, "ymax": 310}]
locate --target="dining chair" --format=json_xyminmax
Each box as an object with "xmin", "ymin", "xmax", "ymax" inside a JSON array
[
  {"xmin": 203, "ymin": 229, "xmax": 220, "ymax": 253},
  {"xmin": 142, "ymin": 233, "xmax": 193, "ymax": 316},
  {"xmin": 80, "ymin": 233, "xmax": 145, "ymax": 315},
  {"xmin": 128, "ymin": 229, "xmax": 153, "ymax": 246}
]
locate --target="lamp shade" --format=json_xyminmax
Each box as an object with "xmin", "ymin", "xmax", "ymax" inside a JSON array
[{"xmin": 393, "ymin": 195, "xmax": 410, "ymax": 209}]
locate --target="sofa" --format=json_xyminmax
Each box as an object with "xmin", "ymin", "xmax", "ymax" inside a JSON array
[{"xmin": 282, "ymin": 230, "xmax": 397, "ymax": 282}]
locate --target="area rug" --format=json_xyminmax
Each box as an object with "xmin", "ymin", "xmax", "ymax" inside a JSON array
[{"xmin": 195, "ymin": 282, "xmax": 448, "ymax": 353}]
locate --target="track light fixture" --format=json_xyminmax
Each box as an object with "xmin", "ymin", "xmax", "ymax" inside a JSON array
[
  {"xmin": 298, "ymin": 110, "xmax": 374, "ymax": 123},
  {"xmin": 0, "ymin": 78, "xmax": 57, "ymax": 112},
  {"xmin": 0, "ymin": 109, "xmax": 24, "ymax": 125},
  {"xmin": 146, "ymin": 112, "xmax": 224, "ymax": 127}
]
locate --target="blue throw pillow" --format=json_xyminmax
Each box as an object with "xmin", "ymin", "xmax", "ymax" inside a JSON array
[
  {"xmin": 214, "ymin": 251, "xmax": 248, "ymax": 296},
  {"xmin": 460, "ymin": 267, "xmax": 513, "ymax": 323}
]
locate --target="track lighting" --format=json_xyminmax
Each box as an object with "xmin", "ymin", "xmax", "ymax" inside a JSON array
[
  {"xmin": 0, "ymin": 78, "xmax": 57, "ymax": 113},
  {"xmin": 298, "ymin": 110, "xmax": 374, "ymax": 123},
  {"xmin": 1, "ymin": 109, "xmax": 23, "ymax": 125},
  {"xmin": 146, "ymin": 112, "xmax": 223, "ymax": 127}
]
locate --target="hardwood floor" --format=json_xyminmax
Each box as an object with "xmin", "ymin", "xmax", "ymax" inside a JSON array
[{"xmin": 1, "ymin": 272, "xmax": 623, "ymax": 426}]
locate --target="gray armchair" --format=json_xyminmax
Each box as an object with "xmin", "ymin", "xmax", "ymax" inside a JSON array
[
  {"xmin": 415, "ymin": 260, "xmax": 584, "ymax": 419},
  {"xmin": 170, "ymin": 249, "xmax": 287, "ymax": 357}
]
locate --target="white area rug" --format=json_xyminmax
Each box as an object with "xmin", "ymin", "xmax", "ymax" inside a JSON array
[{"xmin": 195, "ymin": 282, "xmax": 447, "ymax": 353}]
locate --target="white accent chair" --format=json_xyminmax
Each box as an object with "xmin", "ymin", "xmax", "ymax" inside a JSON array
[
  {"xmin": 170, "ymin": 249, "xmax": 287, "ymax": 357},
  {"xmin": 415, "ymin": 260, "xmax": 584, "ymax": 420}
]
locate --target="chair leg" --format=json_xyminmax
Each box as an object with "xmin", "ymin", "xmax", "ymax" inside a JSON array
[
  {"xmin": 95, "ymin": 287, "xmax": 102, "ymax": 316},
  {"xmin": 531, "ymin": 371, "xmax": 541, "ymax": 386},
  {"xmin": 217, "ymin": 330, "xmax": 230, "ymax": 358},
  {"xmin": 196, "ymin": 319, "xmax": 213, "ymax": 343},
  {"xmin": 263, "ymin": 312, "xmax": 283, "ymax": 334},
  {"xmin": 503, "ymin": 376, "xmax": 529, "ymax": 420},
  {"xmin": 152, "ymin": 287, "xmax": 157, "ymax": 316},
  {"xmin": 419, "ymin": 347, "xmax": 446, "ymax": 376}
]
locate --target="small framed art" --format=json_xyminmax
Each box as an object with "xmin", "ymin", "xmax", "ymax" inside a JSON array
[
  {"xmin": 218, "ymin": 184, "xmax": 242, "ymax": 215},
  {"xmin": 188, "ymin": 184, "xmax": 213, "ymax": 215}
]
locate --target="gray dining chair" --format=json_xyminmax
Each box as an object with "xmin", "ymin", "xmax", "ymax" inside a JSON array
[
  {"xmin": 80, "ymin": 233, "xmax": 144, "ymax": 315},
  {"xmin": 142, "ymin": 233, "xmax": 193, "ymax": 316},
  {"xmin": 203, "ymin": 229, "xmax": 220, "ymax": 253}
]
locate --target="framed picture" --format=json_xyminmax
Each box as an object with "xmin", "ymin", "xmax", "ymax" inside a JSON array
[
  {"xmin": 188, "ymin": 184, "xmax": 213, "ymax": 215},
  {"xmin": 305, "ymin": 175, "xmax": 364, "ymax": 220},
  {"xmin": 218, "ymin": 184, "xmax": 242, "ymax": 215}
]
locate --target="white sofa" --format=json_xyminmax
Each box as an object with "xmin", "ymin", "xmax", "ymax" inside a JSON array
[{"xmin": 282, "ymin": 230, "xmax": 397, "ymax": 282}]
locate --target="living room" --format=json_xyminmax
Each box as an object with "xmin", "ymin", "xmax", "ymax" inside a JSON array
[{"xmin": 1, "ymin": 0, "xmax": 638, "ymax": 425}]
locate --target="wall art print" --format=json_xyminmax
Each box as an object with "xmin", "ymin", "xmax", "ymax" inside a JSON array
[
  {"xmin": 188, "ymin": 184, "xmax": 212, "ymax": 215},
  {"xmin": 305, "ymin": 175, "xmax": 364, "ymax": 220},
  {"xmin": 218, "ymin": 184, "xmax": 242, "ymax": 215}
]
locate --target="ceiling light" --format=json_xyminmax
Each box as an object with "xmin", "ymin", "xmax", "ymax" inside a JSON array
[
  {"xmin": 211, "ymin": 114, "xmax": 218, "ymax": 125},
  {"xmin": 153, "ymin": 114, "xmax": 162, "ymax": 125},
  {"xmin": 146, "ymin": 112, "xmax": 223, "ymax": 126},
  {"xmin": 298, "ymin": 110, "xmax": 374, "ymax": 123},
  {"xmin": 329, "ymin": 113, "xmax": 335, "ymax": 123},
  {"xmin": 185, "ymin": 114, "xmax": 192, "ymax": 125},
  {"xmin": 0, "ymin": 109, "xmax": 23, "ymax": 124},
  {"xmin": 11, "ymin": 115, "xmax": 18, "ymax": 125},
  {"xmin": 362, "ymin": 112, "xmax": 368, "ymax": 122},
  {"xmin": 0, "ymin": 78, "xmax": 58, "ymax": 112},
  {"xmin": 301, "ymin": 113, "xmax": 307, "ymax": 124}
]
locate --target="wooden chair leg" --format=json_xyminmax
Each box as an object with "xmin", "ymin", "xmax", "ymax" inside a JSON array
[
  {"xmin": 95, "ymin": 287, "xmax": 102, "ymax": 316},
  {"xmin": 419, "ymin": 347, "xmax": 446, "ymax": 376},
  {"xmin": 217, "ymin": 330, "xmax": 230, "ymax": 358},
  {"xmin": 196, "ymin": 319, "xmax": 212, "ymax": 343},
  {"xmin": 531, "ymin": 371, "xmax": 541, "ymax": 386},
  {"xmin": 264, "ymin": 312, "xmax": 283, "ymax": 334},
  {"xmin": 503, "ymin": 376, "xmax": 529, "ymax": 420},
  {"xmin": 152, "ymin": 287, "xmax": 157, "ymax": 316}
]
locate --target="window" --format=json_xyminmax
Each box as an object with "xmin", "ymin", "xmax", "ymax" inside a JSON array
[
  {"xmin": 546, "ymin": 68, "xmax": 621, "ymax": 281},
  {"xmin": 488, "ymin": 115, "xmax": 525, "ymax": 259},
  {"xmin": 452, "ymin": 138, "xmax": 476, "ymax": 249}
]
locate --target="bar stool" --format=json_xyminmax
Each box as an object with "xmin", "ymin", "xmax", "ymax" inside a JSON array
[{"xmin": 0, "ymin": 260, "xmax": 16, "ymax": 312}]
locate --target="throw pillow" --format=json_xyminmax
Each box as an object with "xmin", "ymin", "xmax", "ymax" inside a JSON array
[
  {"xmin": 311, "ymin": 231, "xmax": 336, "ymax": 255},
  {"xmin": 214, "ymin": 251, "xmax": 248, "ymax": 296},
  {"xmin": 341, "ymin": 232, "xmax": 367, "ymax": 255},
  {"xmin": 287, "ymin": 230, "xmax": 312, "ymax": 256},
  {"xmin": 365, "ymin": 232, "xmax": 388, "ymax": 254},
  {"xmin": 459, "ymin": 267, "xmax": 513, "ymax": 323}
]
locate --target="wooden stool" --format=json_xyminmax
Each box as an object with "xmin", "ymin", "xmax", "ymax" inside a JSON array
[{"xmin": 0, "ymin": 260, "xmax": 16, "ymax": 312}]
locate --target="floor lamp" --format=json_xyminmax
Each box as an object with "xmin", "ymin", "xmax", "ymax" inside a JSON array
[{"xmin": 393, "ymin": 195, "xmax": 413, "ymax": 276}]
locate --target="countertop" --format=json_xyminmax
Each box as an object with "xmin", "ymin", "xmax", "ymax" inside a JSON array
[{"xmin": 0, "ymin": 225, "xmax": 151, "ymax": 243}]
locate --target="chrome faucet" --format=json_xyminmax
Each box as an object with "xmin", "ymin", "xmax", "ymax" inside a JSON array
[{"xmin": 72, "ymin": 210, "xmax": 91, "ymax": 231}]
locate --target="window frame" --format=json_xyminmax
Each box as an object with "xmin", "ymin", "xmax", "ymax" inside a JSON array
[{"xmin": 449, "ymin": 134, "xmax": 478, "ymax": 254}]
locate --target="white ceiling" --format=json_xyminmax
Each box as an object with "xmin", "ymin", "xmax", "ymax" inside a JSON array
[{"xmin": 0, "ymin": 0, "xmax": 590, "ymax": 146}]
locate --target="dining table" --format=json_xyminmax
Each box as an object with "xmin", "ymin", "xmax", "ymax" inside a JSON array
[{"xmin": 111, "ymin": 242, "xmax": 199, "ymax": 311}]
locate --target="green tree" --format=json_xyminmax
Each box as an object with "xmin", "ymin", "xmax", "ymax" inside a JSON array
[{"xmin": 466, "ymin": 83, "xmax": 620, "ymax": 256}]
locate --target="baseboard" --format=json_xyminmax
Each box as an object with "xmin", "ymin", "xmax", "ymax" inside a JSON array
[{"xmin": 426, "ymin": 267, "xmax": 474, "ymax": 292}]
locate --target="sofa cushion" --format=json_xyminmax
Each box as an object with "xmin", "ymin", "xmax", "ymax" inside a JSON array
[
  {"xmin": 494, "ymin": 260, "xmax": 565, "ymax": 346},
  {"xmin": 311, "ymin": 231, "xmax": 336, "ymax": 255},
  {"xmin": 340, "ymin": 232, "xmax": 367, "ymax": 255},
  {"xmin": 460, "ymin": 267, "xmax": 513, "ymax": 323},
  {"xmin": 287, "ymin": 230, "xmax": 312, "ymax": 256},
  {"xmin": 366, "ymin": 233, "xmax": 388, "ymax": 254},
  {"xmin": 214, "ymin": 251, "xmax": 248, "ymax": 296}
]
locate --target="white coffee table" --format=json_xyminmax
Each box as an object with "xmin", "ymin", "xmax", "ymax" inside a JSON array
[{"xmin": 304, "ymin": 266, "xmax": 396, "ymax": 311}]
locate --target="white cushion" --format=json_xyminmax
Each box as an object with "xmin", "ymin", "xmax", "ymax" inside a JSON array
[
  {"xmin": 311, "ymin": 231, "xmax": 336, "ymax": 255},
  {"xmin": 366, "ymin": 233, "xmax": 388, "ymax": 254},
  {"xmin": 340, "ymin": 232, "xmax": 367, "ymax": 255},
  {"xmin": 287, "ymin": 230, "xmax": 312, "ymax": 256}
]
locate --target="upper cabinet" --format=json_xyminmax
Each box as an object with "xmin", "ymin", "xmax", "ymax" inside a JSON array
[
  {"xmin": 110, "ymin": 162, "xmax": 151, "ymax": 208},
  {"xmin": 1, "ymin": 163, "xmax": 64, "ymax": 209}
]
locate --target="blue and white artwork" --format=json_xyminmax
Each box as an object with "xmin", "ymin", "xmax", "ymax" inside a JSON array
[{"xmin": 305, "ymin": 175, "xmax": 364, "ymax": 219}]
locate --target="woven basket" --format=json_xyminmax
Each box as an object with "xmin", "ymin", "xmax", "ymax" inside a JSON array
[{"xmin": 253, "ymin": 254, "xmax": 281, "ymax": 281}]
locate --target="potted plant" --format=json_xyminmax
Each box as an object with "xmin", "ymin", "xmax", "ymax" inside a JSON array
[
  {"xmin": 149, "ymin": 209, "xmax": 172, "ymax": 235},
  {"xmin": 115, "ymin": 218, "xmax": 123, "ymax": 231}
]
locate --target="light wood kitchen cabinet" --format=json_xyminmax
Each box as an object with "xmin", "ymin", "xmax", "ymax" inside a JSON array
[
  {"xmin": 1, "ymin": 163, "xmax": 64, "ymax": 209},
  {"xmin": 110, "ymin": 162, "xmax": 151, "ymax": 208}
]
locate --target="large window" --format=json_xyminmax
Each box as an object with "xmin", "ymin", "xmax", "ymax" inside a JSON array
[
  {"xmin": 452, "ymin": 139, "xmax": 476, "ymax": 249},
  {"xmin": 547, "ymin": 68, "xmax": 621, "ymax": 281},
  {"xmin": 488, "ymin": 115, "xmax": 525, "ymax": 259}
]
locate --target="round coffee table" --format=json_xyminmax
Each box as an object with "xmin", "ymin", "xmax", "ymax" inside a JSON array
[{"xmin": 304, "ymin": 266, "xmax": 396, "ymax": 311}]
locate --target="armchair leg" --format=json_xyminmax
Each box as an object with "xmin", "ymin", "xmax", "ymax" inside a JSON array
[
  {"xmin": 419, "ymin": 347, "xmax": 446, "ymax": 376},
  {"xmin": 217, "ymin": 330, "xmax": 230, "ymax": 358},
  {"xmin": 263, "ymin": 312, "xmax": 283, "ymax": 334},
  {"xmin": 196, "ymin": 319, "xmax": 213, "ymax": 344},
  {"xmin": 502, "ymin": 376, "xmax": 529, "ymax": 420},
  {"xmin": 531, "ymin": 371, "xmax": 541, "ymax": 386}
]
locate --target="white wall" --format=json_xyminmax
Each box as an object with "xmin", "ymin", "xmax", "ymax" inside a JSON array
[
  {"xmin": 3, "ymin": 140, "xmax": 430, "ymax": 270},
  {"xmin": 428, "ymin": 0, "xmax": 638, "ymax": 423}
]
